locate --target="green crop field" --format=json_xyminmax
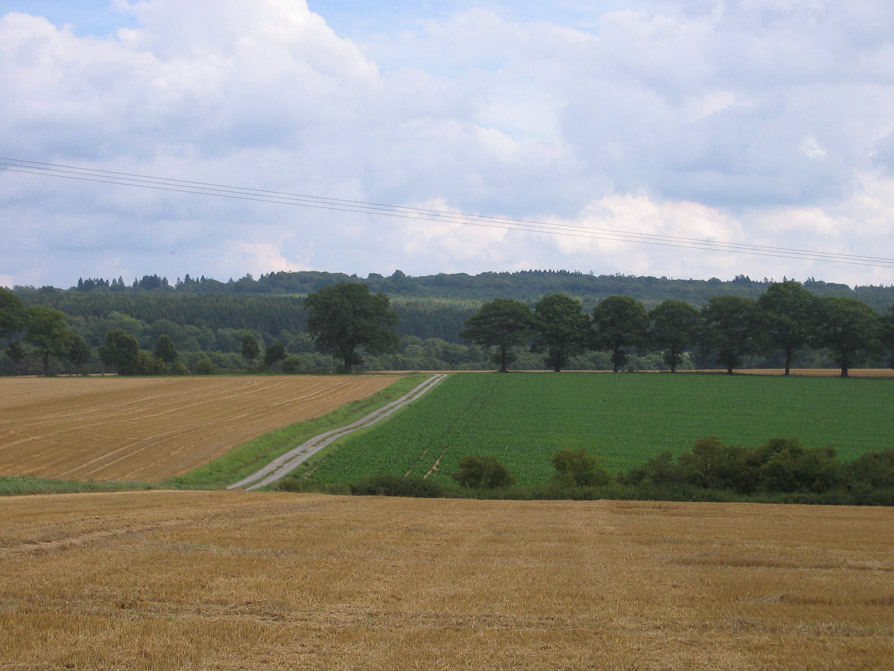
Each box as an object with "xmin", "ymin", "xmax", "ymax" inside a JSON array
[{"xmin": 305, "ymin": 372, "xmax": 894, "ymax": 486}]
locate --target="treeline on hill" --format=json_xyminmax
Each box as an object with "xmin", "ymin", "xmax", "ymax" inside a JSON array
[
  {"xmin": 68, "ymin": 270, "xmax": 894, "ymax": 309},
  {"xmin": 317, "ymin": 438, "xmax": 894, "ymax": 506},
  {"xmin": 2, "ymin": 270, "xmax": 893, "ymax": 375}
]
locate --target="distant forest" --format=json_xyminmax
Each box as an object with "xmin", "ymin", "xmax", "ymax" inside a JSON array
[
  {"xmin": 7, "ymin": 269, "xmax": 894, "ymax": 374},
  {"xmin": 58, "ymin": 269, "xmax": 894, "ymax": 309}
]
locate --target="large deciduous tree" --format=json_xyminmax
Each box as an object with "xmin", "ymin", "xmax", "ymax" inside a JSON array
[
  {"xmin": 24, "ymin": 306, "xmax": 75, "ymax": 376},
  {"xmin": 758, "ymin": 281, "xmax": 818, "ymax": 376},
  {"xmin": 263, "ymin": 341, "xmax": 286, "ymax": 370},
  {"xmin": 241, "ymin": 332, "xmax": 261, "ymax": 370},
  {"xmin": 305, "ymin": 283, "xmax": 399, "ymax": 373},
  {"xmin": 648, "ymin": 300, "xmax": 701, "ymax": 373},
  {"xmin": 67, "ymin": 334, "xmax": 92, "ymax": 373},
  {"xmin": 885, "ymin": 306, "xmax": 894, "ymax": 370},
  {"xmin": 153, "ymin": 334, "xmax": 178, "ymax": 369},
  {"xmin": 0, "ymin": 288, "xmax": 25, "ymax": 339},
  {"xmin": 592, "ymin": 295, "xmax": 649, "ymax": 373},
  {"xmin": 99, "ymin": 328, "xmax": 142, "ymax": 375},
  {"xmin": 530, "ymin": 293, "xmax": 591, "ymax": 372},
  {"xmin": 460, "ymin": 298, "xmax": 533, "ymax": 373},
  {"xmin": 699, "ymin": 296, "xmax": 761, "ymax": 374},
  {"xmin": 811, "ymin": 297, "xmax": 882, "ymax": 377}
]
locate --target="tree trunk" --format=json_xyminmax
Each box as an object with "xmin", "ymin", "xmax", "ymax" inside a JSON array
[
  {"xmin": 841, "ymin": 365, "xmax": 849, "ymax": 378},
  {"xmin": 499, "ymin": 346, "xmax": 508, "ymax": 373},
  {"xmin": 784, "ymin": 346, "xmax": 792, "ymax": 376},
  {"xmin": 726, "ymin": 365, "xmax": 734, "ymax": 375}
]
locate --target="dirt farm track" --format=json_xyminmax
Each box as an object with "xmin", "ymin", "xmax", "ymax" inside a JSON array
[{"xmin": 0, "ymin": 375, "xmax": 401, "ymax": 482}]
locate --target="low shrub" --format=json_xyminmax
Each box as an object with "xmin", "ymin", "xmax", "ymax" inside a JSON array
[
  {"xmin": 349, "ymin": 474, "xmax": 447, "ymax": 498},
  {"xmin": 275, "ymin": 478, "xmax": 351, "ymax": 495},
  {"xmin": 136, "ymin": 351, "xmax": 167, "ymax": 375},
  {"xmin": 454, "ymin": 455, "xmax": 516, "ymax": 489},
  {"xmin": 620, "ymin": 436, "xmax": 851, "ymax": 496},
  {"xmin": 193, "ymin": 358, "xmax": 216, "ymax": 375},
  {"xmin": 849, "ymin": 449, "xmax": 894, "ymax": 489},
  {"xmin": 551, "ymin": 448, "xmax": 612, "ymax": 487},
  {"xmin": 282, "ymin": 355, "xmax": 303, "ymax": 373}
]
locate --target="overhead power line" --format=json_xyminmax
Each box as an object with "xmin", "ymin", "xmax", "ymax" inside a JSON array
[{"xmin": 2, "ymin": 156, "xmax": 892, "ymax": 269}]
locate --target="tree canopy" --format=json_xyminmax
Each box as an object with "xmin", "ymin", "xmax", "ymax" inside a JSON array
[
  {"xmin": 758, "ymin": 281, "xmax": 818, "ymax": 376},
  {"xmin": 305, "ymin": 283, "xmax": 399, "ymax": 372},
  {"xmin": 648, "ymin": 300, "xmax": 701, "ymax": 373},
  {"xmin": 154, "ymin": 334, "xmax": 178, "ymax": 368},
  {"xmin": 460, "ymin": 298, "xmax": 533, "ymax": 372},
  {"xmin": 0, "ymin": 288, "xmax": 25, "ymax": 339},
  {"xmin": 66, "ymin": 334, "xmax": 92, "ymax": 373},
  {"xmin": 24, "ymin": 306, "xmax": 75, "ymax": 376},
  {"xmin": 699, "ymin": 296, "xmax": 761, "ymax": 374},
  {"xmin": 886, "ymin": 306, "xmax": 894, "ymax": 369},
  {"xmin": 530, "ymin": 293, "xmax": 591, "ymax": 372},
  {"xmin": 263, "ymin": 341, "xmax": 286, "ymax": 370},
  {"xmin": 99, "ymin": 328, "xmax": 142, "ymax": 375},
  {"xmin": 811, "ymin": 297, "xmax": 882, "ymax": 377},
  {"xmin": 241, "ymin": 332, "xmax": 261, "ymax": 369},
  {"xmin": 592, "ymin": 295, "xmax": 650, "ymax": 373}
]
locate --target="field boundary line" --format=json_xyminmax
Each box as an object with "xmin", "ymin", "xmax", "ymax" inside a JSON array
[{"xmin": 229, "ymin": 374, "xmax": 448, "ymax": 491}]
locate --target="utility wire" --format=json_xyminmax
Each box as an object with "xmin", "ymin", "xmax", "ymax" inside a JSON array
[{"xmin": 2, "ymin": 156, "xmax": 892, "ymax": 269}]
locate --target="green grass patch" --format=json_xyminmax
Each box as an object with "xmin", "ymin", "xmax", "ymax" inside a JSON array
[
  {"xmin": 165, "ymin": 374, "xmax": 430, "ymax": 489},
  {"xmin": 307, "ymin": 372, "xmax": 894, "ymax": 487},
  {"xmin": 0, "ymin": 476, "xmax": 155, "ymax": 496}
]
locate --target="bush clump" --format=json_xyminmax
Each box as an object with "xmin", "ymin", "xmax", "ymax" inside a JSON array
[
  {"xmin": 454, "ymin": 455, "xmax": 515, "ymax": 489},
  {"xmin": 620, "ymin": 436, "xmax": 859, "ymax": 496},
  {"xmin": 282, "ymin": 355, "xmax": 303, "ymax": 373},
  {"xmin": 349, "ymin": 474, "xmax": 446, "ymax": 498},
  {"xmin": 551, "ymin": 448, "xmax": 612, "ymax": 487},
  {"xmin": 193, "ymin": 358, "xmax": 216, "ymax": 375}
]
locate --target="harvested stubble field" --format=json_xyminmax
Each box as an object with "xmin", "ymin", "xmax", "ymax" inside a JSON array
[
  {"xmin": 0, "ymin": 491, "xmax": 891, "ymax": 670},
  {"xmin": 0, "ymin": 375, "xmax": 401, "ymax": 482}
]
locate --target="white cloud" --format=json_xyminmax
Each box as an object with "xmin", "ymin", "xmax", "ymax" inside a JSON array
[
  {"xmin": 222, "ymin": 238, "xmax": 301, "ymax": 277},
  {"xmin": 542, "ymin": 193, "xmax": 744, "ymax": 277},
  {"xmin": 800, "ymin": 136, "xmax": 827, "ymax": 159},
  {"xmin": 755, "ymin": 206, "xmax": 840, "ymax": 236}
]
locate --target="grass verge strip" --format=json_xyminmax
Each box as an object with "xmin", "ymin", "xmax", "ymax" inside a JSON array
[
  {"xmin": 0, "ymin": 476, "xmax": 155, "ymax": 496},
  {"xmin": 164, "ymin": 374, "xmax": 430, "ymax": 489},
  {"xmin": 233, "ymin": 374, "xmax": 447, "ymax": 490}
]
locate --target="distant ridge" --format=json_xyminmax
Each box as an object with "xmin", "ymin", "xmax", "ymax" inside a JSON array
[{"xmin": 28, "ymin": 269, "xmax": 894, "ymax": 312}]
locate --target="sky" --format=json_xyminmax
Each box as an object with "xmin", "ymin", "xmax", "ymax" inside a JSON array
[{"xmin": 1, "ymin": 0, "xmax": 893, "ymax": 289}]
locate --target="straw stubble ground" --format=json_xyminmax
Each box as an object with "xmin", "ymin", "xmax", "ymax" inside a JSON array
[
  {"xmin": 1, "ymin": 492, "xmax": 891, "ymax": 670},
  {"xmin": 0, "ymin": 375, "xmax": 401, "ymax": 481}
]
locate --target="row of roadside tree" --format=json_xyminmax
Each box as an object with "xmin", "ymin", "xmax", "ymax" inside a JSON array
[{"xmin": 462, "ymin": 282, "xmax": 894, "ymax": 376}]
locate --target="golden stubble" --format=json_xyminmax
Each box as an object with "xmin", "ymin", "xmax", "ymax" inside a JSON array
[
  {"xmin": 0, "ymin": 492, "xmax": 891, "ymax": 670},
  {"xmin": 0, "ymin": 375, "xmax": 401, "ymax": 481}
]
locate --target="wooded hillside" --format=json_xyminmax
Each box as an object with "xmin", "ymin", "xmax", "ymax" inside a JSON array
[{"xmin": 6, "ymin": 270, "xmax": 893, "ymax": 374}]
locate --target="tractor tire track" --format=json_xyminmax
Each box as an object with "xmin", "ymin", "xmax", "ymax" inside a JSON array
[{"xmin": 404, "ymin": 374, "xmax": 498, "ymax": 479}]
